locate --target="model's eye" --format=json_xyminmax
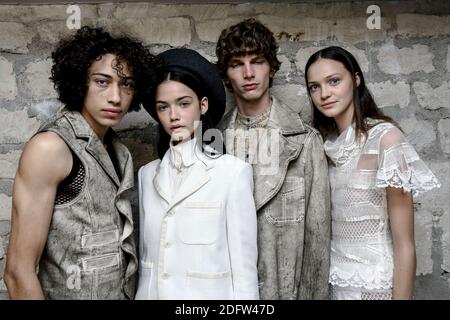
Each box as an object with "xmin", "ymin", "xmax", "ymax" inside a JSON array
[
  {"xmin": 329, "ymin": 78, "xmax": 341, "ymax": 86},
  {"xmin": 121, "ymin": 80, "xmax": 135, "ymax": 89},
  {"xmin": 179, "ymin": 100, "xmax": 191, "ymax": 108},
  {"xmin": 156, "ymin": 104, "xmax": 168, "ymax": 111},
  {"xmin": 95, "ymin": 79, "xmax": 109, "ymax": 87},
  {"xmin": 229, "ymin": 62, "xmax": 242, "ymax": 68},
  {"xmin": 309, "ymin": 84, "xmax": 319, "ymax": 92}
]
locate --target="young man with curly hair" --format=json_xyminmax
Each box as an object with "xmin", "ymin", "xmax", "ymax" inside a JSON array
[
  {"xmin": 4, "ymin": 26, "xmax": 161, "ymax": 299},
  {"xmin": 216, "ymin": 18, "xmax": 331, "ymax": 299}
]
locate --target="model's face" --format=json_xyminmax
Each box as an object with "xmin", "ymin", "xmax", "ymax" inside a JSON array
[
  {"xmin": 155, "ymin": 80, "xmax": 208, "ymax": 144},
  {"xmin": 82, "ymin": 53, "xmax": 135, "ymax": 137},
  {"xmin": 306, "ymin": 58, "xmax": 359, "ymax": 127},
  {"xmin": 226, "ymin": 53, "xmax": 272, "ymax": 105}
]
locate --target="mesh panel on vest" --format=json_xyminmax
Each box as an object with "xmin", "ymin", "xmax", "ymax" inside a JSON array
[{"xmin": 55, "ymin": 154, "xmax": 85, "ymax": 205}]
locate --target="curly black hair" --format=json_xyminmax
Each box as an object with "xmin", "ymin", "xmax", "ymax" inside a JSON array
[
  {"xmin": 50, "ymin": 26, "xmax": 162, "ymax": 112},
  {"xmin": 215, "ymin": 18, "xmax": 281, "ymax": 90}
]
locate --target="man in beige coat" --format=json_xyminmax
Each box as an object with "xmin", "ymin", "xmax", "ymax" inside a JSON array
[{"xmin": 216, "ymin": 18, "xmax": 331, "ymax": 299}]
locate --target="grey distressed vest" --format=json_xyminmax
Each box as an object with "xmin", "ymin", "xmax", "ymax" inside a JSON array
[{"xmin": 36, "ymin": 110, "xmax": 137, "ymax": 299}]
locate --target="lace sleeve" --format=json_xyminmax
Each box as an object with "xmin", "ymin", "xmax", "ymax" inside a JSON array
[{"xmin": 375, "ymin": 125, "xmax": 440, "ymax": 197}]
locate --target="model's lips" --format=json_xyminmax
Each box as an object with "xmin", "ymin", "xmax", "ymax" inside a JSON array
[
  {"xmin": 242, "ymin": 83, "xmax": 258, "ymax": 91},
  {"xmin": 170, "ymin": 125, "xmax": 184, "ymax": 131},
  {"xmin": 102, "ymin": 108, "xmax": 122, "ymax": 113},
  {"xmin": 102, "ymin": 108, "xmax": 122, "ymax": 118},
  {"xmin": 322, "ymin": 101, "xmax": 337, "ymax": 108}
]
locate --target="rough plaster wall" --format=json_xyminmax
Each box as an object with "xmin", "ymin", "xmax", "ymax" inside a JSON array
[{"xmin": 0, "ymin": 1, "xmax": 449, "ymax": 299}]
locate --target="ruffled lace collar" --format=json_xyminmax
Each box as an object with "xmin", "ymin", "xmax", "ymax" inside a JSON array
[
  {"xmin": 169, "ymin": 137, "xmax": 198, "ymax": 171},
  {"xmin": 324, "ymin": 124, "xmax": 361, "ymax": 167}
]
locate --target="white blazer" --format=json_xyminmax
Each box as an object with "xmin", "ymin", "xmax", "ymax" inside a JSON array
[{"xmin": 135, "ymin": 148, "xmax": 259, "ymax": 300}]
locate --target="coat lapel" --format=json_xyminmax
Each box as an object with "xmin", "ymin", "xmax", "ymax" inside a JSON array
[
  {"xmin": 85, "ymin": 133, "xmax": 121, "ymax": 188},
  {"xmin": 152, "ymin": 152, "xmax": 172, "ymax": 205},
  {"xmin": 252, "ymin": 132, "xmax": 303, "ymax": 210},
  {"xmin": 253, "ymin": 97, "xmax": 307, "ymax": 210},
  {"xmin": 65, "ymin": 111, "xmax": 121, "ymax": 188},
  {"xmin": 218, "ymin": 97, "xmax": 308, "ymax": 211},
  {"xmin": 152, "ymin": 150, "xmax": 212, "ymax": 212},
  {"xmin": 111, "ymin": 135, "xmax": 135, "ymax": 194},
  {"xmin": 168, "ymin": 162, "xmax": 210, "ymax": 212},
  {"xmin": 253, "ymin": 98, "xmax": 308, "ymax": 210}
]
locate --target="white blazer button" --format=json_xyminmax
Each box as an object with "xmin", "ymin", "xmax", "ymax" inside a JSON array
[{"xmin": 162, "ymin": 273, "xmax": 170, "ymax": 280}]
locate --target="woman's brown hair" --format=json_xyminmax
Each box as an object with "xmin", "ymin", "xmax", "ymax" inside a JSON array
[{"xmin": 305, "ymin": 46, "xmax": 398, "ymax": 141}]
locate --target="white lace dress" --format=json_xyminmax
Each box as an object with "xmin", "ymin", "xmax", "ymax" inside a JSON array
[{"xmin": 324, "ymin": 120, "xmax": 440, "ymax": 300}]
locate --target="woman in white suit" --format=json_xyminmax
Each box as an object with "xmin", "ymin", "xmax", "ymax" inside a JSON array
[{"xmin": 136, "ymin": 48, "xmax": 259, "ymax": 300}]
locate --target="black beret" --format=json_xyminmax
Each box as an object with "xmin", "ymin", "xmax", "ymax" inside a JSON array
[{"xmin": 144, "ymin": 48, "xmax": 226, "ymax": 128}]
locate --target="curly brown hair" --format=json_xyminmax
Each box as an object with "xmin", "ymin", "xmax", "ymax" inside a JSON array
[
  {"xmin": 215, "ymin": 18, "xmax": 281, "ymax": 90},
  {"xmin": 50, "ymin": 26, "xmax": 162, "ymax": 112}
]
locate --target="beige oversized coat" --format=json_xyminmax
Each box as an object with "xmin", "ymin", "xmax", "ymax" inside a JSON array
[{"xmin": 218, "ymin": 96, "xmax": 331, "ymax": 299}]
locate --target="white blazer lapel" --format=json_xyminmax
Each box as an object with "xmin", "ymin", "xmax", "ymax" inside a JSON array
[
  {"xmin": 153, "ymin": 156, "xmax": 171, "ymax": 205},
  {"xmin": 167, "ymin": 162, "xmax": 210, "ymax": 212}
]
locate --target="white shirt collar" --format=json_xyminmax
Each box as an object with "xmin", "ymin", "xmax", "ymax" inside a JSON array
[{"xmin": 169, "ymin": 137, "xmax": 198, "ymax": 171}]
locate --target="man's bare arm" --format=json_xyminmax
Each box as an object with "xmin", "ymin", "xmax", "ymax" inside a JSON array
[{"xmin": 4, "ymin": 132, "xmax": 72, "ymax": 299}]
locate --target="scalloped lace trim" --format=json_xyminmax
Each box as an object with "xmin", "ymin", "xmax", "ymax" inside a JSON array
[
  {"xmin": 376, "ymin": 166, "xmax": 441, "ymax": 197},
  {"xmin": 329, "ymin": 267, "xmax": 392, "ymax": 290}
]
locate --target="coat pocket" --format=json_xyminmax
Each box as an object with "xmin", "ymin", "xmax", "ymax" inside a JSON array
[
  {"xmin": 81, "ymin": 252, "xmax": 120, "ymax": 272},
  {"xmin": 178, "ymin": 201, "xmax": 222, "ymax": 245},
  {"xmin": 265, "ymin": 177, "xmax": 305, "ymax": 225},
  {"xmin": 81, "ymin": 229, "xmax": 119, "ymax": 248},
  {"xmin": 79, "ymin": 253, "xmax": 124, "ymax": 299},
  {"xmin": 186, "ymin": 270, "xmax": 233, "ymax": 299}
]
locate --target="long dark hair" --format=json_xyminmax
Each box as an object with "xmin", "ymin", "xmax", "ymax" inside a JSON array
[
  {"xmin": 304, "ymin": 46, "xmax": 397, "ymax": 140},
  {"xmin": 153, "ymin": 70, "xmax": 224, "ymax": 159}
]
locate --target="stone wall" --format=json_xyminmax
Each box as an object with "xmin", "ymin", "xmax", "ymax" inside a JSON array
[{"xmin": 0, "ymin": 1, "xmax": 449, "ymax": 299}]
